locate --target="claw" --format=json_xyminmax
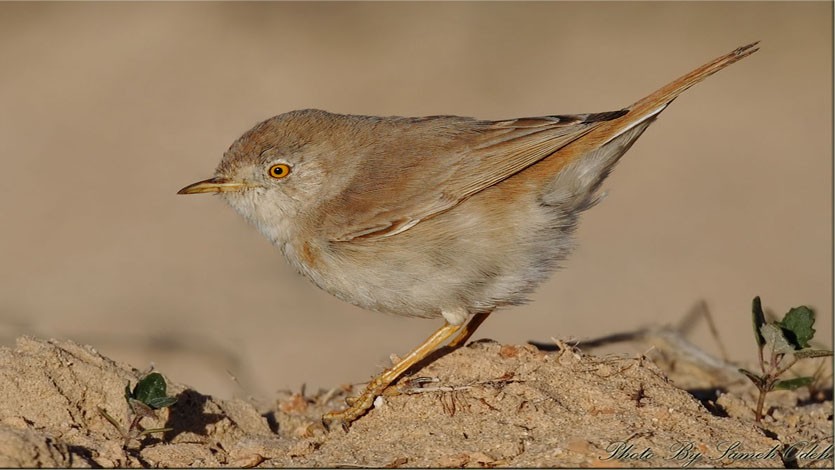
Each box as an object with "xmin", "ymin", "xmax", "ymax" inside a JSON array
[{"xmin": 321, "ymin": 414, "xmax": 349, "ymax": 433}]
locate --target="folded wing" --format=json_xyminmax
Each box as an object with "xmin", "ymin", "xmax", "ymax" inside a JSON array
[{"xmin": 327, "ymin": 110, "xmax": 626, "ymax": 242}]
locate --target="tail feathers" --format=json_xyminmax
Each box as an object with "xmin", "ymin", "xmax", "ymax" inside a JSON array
[
  {"xmin": 542, "ymin": 42, "xmax": 760, "ymax": 212},
  {"xmin": 630, "ymin": 41, "xmax": 759, "ymax": 117},
  {"xmin": 593, "ymin": 42, "xmax": 759, "ymax": 149}
]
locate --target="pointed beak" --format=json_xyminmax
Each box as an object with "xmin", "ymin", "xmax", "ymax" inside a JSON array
[{"xmin": 177, "ymin": 176, "xmax": 247, "ymax": 195}]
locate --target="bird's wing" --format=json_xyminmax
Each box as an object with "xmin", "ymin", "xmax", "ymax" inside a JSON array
[
  {"xmin": 324, "ymin": 111, "xmax": 625, "ymax": 242},
  {"xmin": 324, "ymin": 41, "xmax": 760, "ymax": 242}
]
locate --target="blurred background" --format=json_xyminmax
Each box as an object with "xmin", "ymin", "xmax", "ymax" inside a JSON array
[{"xmin": 0, "ymin": 2, "xmax": 831, "ymax": 399}]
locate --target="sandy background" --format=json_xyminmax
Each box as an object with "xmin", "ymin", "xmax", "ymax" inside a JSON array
[
  {"xmin": 0, "ymin": 2, "xmax": 831, "ymax": 400},
  {"xmin": 6, "ymin": 337, "xmax": 831, "ymax": 468}
]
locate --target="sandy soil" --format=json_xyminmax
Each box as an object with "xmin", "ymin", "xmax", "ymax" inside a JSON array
[
  {"xmin": 0, "ymin": 2, "xmax": 831, "ymax": 400},
  {"xmin": 0, "ymin": 336, "xmax": 830, "ymax": 468}
]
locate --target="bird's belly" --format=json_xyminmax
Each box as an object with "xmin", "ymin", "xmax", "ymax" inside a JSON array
[
  {"xmin": 284, "ymin": 237, "xmax": 462, "ymax": 318},
  {"xmin": 286, "ymin": 186, "xmax": 577, "ymax": 318}
]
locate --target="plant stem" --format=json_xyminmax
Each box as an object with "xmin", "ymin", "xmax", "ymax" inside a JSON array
[
  {"xmin": 97, "ymin": 407, "xmax": 128, "ymax": 439},
  {"xmin": 754, "ymin": 386, "xmax": 767, "ymax": 422},
  {"xmin": 773, "ymin": 356, "xmax": 799, "ymax": 378},
  {"xmin": 757, "ymin": 345, "xmax": 765, "ymax": 377}
]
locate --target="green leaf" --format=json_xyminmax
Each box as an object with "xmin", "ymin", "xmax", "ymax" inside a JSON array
[
  {"xmin": 794, "ymin": 348, "xmax": 834, "ymax": 359},
  {"xmin": 760, "ymin": 323, "xmax": 795, "ymax": 355},
  {"xmin": 751, "ymin": 296, "xmax": 766, "ymax": 348},
  {"xmin": 739, "ymin": 368, "xmax": 765, "ymax": 387},
  {"xmin": 774, "ymin": 377, "xmax": 814, "ymax": 390},
  {"xmin": 125, "ymin": 383, "xmax": 132, "ymax": 403},
  {"xmin": 779, "ymin": 306, "xmax": 815, "ymax": 349},
  {"xmin": 132, "ymin": 373, "xmax": 172, "ymax": 408},
  {"xmin": 146, "ymin": 396, "xmax": 178, "ymax": 409}
]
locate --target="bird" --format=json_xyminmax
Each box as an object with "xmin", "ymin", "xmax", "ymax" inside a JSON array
[{"xmin": 178, "ymin": 42, "xmax": 759, "ymax": 429}]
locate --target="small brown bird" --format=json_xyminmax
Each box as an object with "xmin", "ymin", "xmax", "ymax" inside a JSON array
[{"xmin": 179, "ymin": 42, "xmax": 758, "ymax": 429}]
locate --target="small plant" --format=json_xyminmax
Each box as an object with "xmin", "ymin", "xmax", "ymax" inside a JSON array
[
  {"xmin": 98, "ymin": 372, "xmax": 178, "ymax": 447},
  {"xmin": 740, "ymin": 296, "xmax": 832, "ymax": 422}
]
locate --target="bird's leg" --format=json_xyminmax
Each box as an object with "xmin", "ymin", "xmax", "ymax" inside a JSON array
[
  {"xmin": 446, "ymin": 311, "xmax": 492, "ymax": 350},
  {"xmin": 322, "ymin": 321, "xmax": 464, "ymax": 430},
  {"xmin": 322, "ymin": 311, "xmax": 496, "ymax": 430}
]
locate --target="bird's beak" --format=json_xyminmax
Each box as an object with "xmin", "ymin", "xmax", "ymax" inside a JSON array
[{"xmin": 177, "ymin": 176, "xmax": 247, "ymax": 195}]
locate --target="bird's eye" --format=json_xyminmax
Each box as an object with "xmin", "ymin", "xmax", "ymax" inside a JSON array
[{"xmin": 268, "ymin": 163, "xmax": 291, "ymax": 179}]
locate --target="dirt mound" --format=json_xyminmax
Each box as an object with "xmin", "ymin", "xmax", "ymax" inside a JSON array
[{"xmin": 0, "ymin": 337, "xmax": 830, "ymax": 467}]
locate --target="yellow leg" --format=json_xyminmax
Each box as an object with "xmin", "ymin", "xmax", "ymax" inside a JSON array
[
  {"xmin": 446, "ymin": 311, "xmax": 492, "ymax": 350},
  {"xmin": 322, "ymin": 311, "xmax": 495, "ymax": 430},
  {"xmin": 323, "ymin": 321, "xmax": 464, "ymax": 430}
]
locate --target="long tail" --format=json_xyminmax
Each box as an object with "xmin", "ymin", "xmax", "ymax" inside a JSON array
[
  {"xmin": 632, "ymin": 41, "xmax": 759, "ymax": 115},
  {"xmin": 594, "ymin": 41, "xmax": 760, "ymax": 147},
  {"xmin": 535, "ymin": 42, "xmax": 759, "ymax": 211}
]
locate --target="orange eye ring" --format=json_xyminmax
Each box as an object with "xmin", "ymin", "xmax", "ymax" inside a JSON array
[{"xmin": 268, "ymin": 163, "xmax": 291, "ymax": 179}]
